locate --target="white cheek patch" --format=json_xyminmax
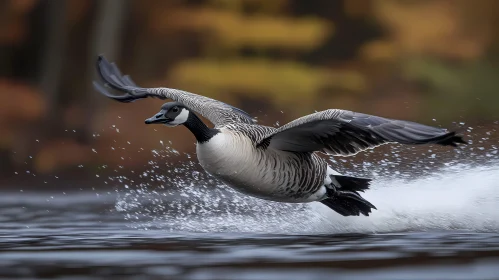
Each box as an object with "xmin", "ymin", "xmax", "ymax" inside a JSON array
[{"xmin": 169, "ymin": 109, "xmax": 189, "ymax": 125}]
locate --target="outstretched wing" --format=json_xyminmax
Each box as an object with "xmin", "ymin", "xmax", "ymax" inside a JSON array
[
  {"xmin": 93, "ymin": 55, "xmax": 256, "ymax": 126},
  {"xmin": 257, "ymin": 109, "xmax": 466, "ymax": 156}
]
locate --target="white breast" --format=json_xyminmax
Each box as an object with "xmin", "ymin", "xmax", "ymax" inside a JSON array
[
  {"xmin": 197, "ymin": 129, "xmax": 279, "ymax": 199},
  {"xmin": 196, "ymin": 129, "xmax": 325, "ymax": 202},
  {"xmin": 196, "ymin": 129, "xmax": 258, "ymax": 185}
]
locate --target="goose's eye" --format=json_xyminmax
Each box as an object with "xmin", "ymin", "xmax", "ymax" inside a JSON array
[{"xmin": 172, "ymin": 107, "xmax": 179, "ymax": 113}]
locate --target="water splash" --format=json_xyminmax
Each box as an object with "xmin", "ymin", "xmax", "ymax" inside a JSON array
[
  {"xmin": 314, "ymin": 163, "xmax": 499, "ymax": 233},
  {"xmin": 113, "ymin": 123, "xmax": 499, "ymax": 234}
]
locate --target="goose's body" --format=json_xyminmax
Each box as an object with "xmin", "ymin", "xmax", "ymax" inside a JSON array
[
  {"xmin": 197, "ymin": 127, "xmax": 328, "ymax": 202},
  {"xmin": 94, "ymin": 56, "xmax": 466, "ymax": 217}
]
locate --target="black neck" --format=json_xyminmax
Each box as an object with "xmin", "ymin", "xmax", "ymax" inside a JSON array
[{"xmin": 183, "ymin": 112, "xmax": 219, "ymax": 143}]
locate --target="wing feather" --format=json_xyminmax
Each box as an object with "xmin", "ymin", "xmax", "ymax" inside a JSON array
[
  {"xmin": 258, "ymin": 109, "xmax": 466, "ymax": 156},
  {"xmin": 93, "ymin": 55, "xmax": 255, "ymax": 126}
]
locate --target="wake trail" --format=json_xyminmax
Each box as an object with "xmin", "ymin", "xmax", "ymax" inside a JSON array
[
  {"xmin": 113, "ymin": 123, "xmax": 499, "ymax": 234},
  {"xmin": 309, "ymin": 163, "xmax": 499, "ymax": 234},
  {"xmin": 115, "ymin": 163, "xmax": 499, "ymax": 234}
]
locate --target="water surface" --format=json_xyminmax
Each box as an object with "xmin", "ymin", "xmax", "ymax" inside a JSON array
[{"xmin": 2, "ymin": 162, "xmax": 499, "ymax": 279}]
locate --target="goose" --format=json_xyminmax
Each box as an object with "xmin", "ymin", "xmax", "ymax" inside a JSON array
[{"xmin": 93, "ymin": 55, "xmax": 466, "ymax": 216}]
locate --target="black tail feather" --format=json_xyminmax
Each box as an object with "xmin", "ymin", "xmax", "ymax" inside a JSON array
[
  {"xmin": 334, "ymin": 175, "xmax": 371, "ymax": 192},
  {"xmin": 320, "ymin": 175, "xmax": 376, "ymax": 216}
]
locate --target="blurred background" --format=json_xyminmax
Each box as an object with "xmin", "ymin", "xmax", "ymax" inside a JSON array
[
  {"xmin": 2, "ymin": 0, "xmax": 499, "ymax": 189},
  {"xmin": 2, "ymin": 2, "xmax": 499, "ymax": 278}
]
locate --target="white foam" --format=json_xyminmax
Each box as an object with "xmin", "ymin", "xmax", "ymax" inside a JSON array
[
  {"xmin": 114, "ymin": 123, "xmax": 499, "ymax": 234},
  {"xmin": 309, "ymin": 163, "xmax": 499, "ymax": 233},
  {"xmin": 115, "ymin": 162, "xmax": 499, "ymax": 234}
]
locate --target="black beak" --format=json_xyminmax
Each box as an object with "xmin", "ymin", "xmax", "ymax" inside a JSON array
[{"xmin": 145, "ymin": 113, "xmax": 168, "ymax": 124}]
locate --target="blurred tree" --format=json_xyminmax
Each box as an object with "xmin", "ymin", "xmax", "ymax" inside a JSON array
[
  {"xmin": 2, "ymin": 0, "xmax": 499, "ymax": 181},
  {"xmin": 38, "ymin": 0, "xmax": 67, "ymax": 124},
  {"xmin": 83, "ymin": 0, "xmax": 130, "ymax": 141}
]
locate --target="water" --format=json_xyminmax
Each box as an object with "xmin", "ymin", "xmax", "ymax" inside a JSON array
[
  {"xmin": 1, "ymin": 162, "xmax": 499, "ymax": 279},
  {"xmin": 2, "ymin": 124, "xmax": 499, "ymax": 279}
]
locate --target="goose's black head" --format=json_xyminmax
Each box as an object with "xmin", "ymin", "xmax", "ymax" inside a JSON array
[
  {"xmin": 145, "ymin": 102, "xmax": 190, "ymax": 127},
  {"xmin": 145, "ymin": 102, "xmax": 219, "ymax": 143}
]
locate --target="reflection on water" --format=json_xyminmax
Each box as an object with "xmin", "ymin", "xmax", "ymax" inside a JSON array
[{"xmin": 1, "ymin": 230, "xmax": 499, "ymax": 280}]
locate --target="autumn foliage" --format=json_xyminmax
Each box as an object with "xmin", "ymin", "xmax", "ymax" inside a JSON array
[{"xmin": 1, "ymin": 0, "xmax": 498, "ymax": 181}]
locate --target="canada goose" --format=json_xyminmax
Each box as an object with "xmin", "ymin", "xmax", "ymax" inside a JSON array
[{"xmin": 93, "ymin": 56, "xmax": 466, "ymax": 216}]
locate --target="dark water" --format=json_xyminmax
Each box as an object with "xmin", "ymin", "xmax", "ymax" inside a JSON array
[{"xmin": 2, "ymin": 162, "xmax": 499, "ymax": 280}]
